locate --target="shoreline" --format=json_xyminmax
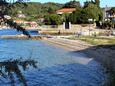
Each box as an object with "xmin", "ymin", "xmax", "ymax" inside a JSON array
[
  {"xmin": 43, "ymin": 37, "xmax": 92, "ymax": 51},
  {"xmin": 44, "ymin": 37, "xmax": 115, "ymax": 85},
  {"xmin": 44, "ymin": 37, "xmax": 115, "ymax": 70},
  {"xmin": 0, "ymin": 36, "xmax": 113, "ymax": 85},
  {"xmin": 0, "ymin": 35, "xmax": 46, "ymax": 40}
]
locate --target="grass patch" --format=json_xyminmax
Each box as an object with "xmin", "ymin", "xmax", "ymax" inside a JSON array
[{"xmin": 67, "ymin": 36, "xmax": 115, "ymax": 45}]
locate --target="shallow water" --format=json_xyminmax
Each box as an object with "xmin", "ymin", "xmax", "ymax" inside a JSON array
[
  {"xmin": 0, "ymin": 29, "xmax": 38, "ymax": 36},
  {"xmin": 0, "ymin": 38, "xmax": 107, "ymax": 86}
]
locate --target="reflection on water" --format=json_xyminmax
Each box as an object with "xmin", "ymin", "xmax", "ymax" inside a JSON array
[{"xmin": 0, "ymin": 59, "xmax": 37, "ymax": 86}]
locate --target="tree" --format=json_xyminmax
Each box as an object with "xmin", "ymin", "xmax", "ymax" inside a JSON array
[
  {"xmin": 63, "ymin": 0, "xmax": 81, "ymax": 8},
  {"xmin": 0, "ymin": 0, "xmax": 31, "ymax": 37},
  {"xmin": 44, "ymin": 14, "xmax": 62, "ymax": 25},
  {"xmin": 69, "ymin": 8, "xmax": 82, "ymax": 24},
  {"xmin": 84, "ymin": 0, "xmax": 94, "ymax": 8},
  {"xmin": 47, "ymin": 7, "xmax": 55, "ymax": 13},
  {"xmin": 69, "ymin": 4, "xmax": 102, "ymax": 24},
  {"xmin": 84, "ymin": 0, "xmax": 100, "ymax": 8},
  {"xmin": 95, "ymin": 0, "xmax": 100, "ymax": 7},
  {"xmin": 0, "ymin": 59, "xmax": 37, "ymax": 86},
  {"xmin": 83, "ymin": 4, "xmax": 102, "ymax": 21}
]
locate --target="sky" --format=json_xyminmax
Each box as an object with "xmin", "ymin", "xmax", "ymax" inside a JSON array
[{"xmin": 29, "ymin": 0, "xmax": 115, "ymax": 7}]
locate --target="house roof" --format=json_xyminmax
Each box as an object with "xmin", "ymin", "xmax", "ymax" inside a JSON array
[
  {"xmin": 56, "ymin": 8, "xmax": 76, "ymax": 13},
  {"xmin": 15, "ymin": 20, "xmax": 24, "ymax": 23}
]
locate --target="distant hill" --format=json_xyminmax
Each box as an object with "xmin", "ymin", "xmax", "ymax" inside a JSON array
[{"xmin": 7, "ymin": 2, "xmax": 63, "ymax": 17}]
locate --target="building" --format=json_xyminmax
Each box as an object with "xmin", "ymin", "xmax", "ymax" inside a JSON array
[
  {"xmin": 56, "ymin": 8, "xmax": 76, "ymax": 14},
  {"xmin": 103, "ymin": 6, "xmax": 115, "ymax": 21},
  {"xmin": 14, "ymin": 20, "xmax": 25, "ymax": 24},
  {"xmin": 27, "ymin": 22, "xmax": 38, "ymax": 27},
  {"xmin": 17, "ymin": 11, "xmax": 25, "ymax": 18}
]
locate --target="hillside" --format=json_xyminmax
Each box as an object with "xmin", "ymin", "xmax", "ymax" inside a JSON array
[{"xmin": 7, "ymin": 2, "xmax": 63, "ymax": 17}]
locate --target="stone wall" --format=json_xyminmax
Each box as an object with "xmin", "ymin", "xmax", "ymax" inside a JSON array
[{"xmin": 39, "ymin": 24, "xmax": 97, "ymax": 35}]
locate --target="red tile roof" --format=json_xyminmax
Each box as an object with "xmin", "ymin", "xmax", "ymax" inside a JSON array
[
  {"xmin": 56, "ymin": 8, "xmax": 76, "ymax": 13},
  {"xmin": 15, "ymin": 20, "xmax": 24, "ymax": 23}
]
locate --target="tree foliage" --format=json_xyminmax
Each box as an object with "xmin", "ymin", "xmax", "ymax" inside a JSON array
[
  {"xmin": 0, "ymin": 1, "xmax": 63, "ymax": 37},
  {"xmin": 68, "ymin": 8, "xmax": 82, "ymax": 24},
  {"xmin": 84, "ymin": 1, "xmax": 94, "ymax": 8},
  {"xmin": 0, "ymin": 59, "xmax": 37, "ymax": 86},
  {"xmin": 7, "ymin": 2, "xmax": 63, "ymax": 17},
  {"xmin": 84, "ymin": 0, "xmax": 100, "ymax": 8},
  {"xmin": 69, "ymin": 3, "xmax": 102, "ymax": 24},
  {"xmin": 0, "ymin": 0, "xmax": 31, "ymax": 37},
  {"xmin": 95, "ymin": 0, "xmax": 100, "ymax": 7},
  {"xmin": 83, "ymin": 4, "xmax": 102, "ymax": 21},
  {"xmin": 63, "ymin": 0, "xmax": 81, "ymax": 8},
  {"xmin": 44, "ymin": 14, "xmax": 62, "ymax": 25}
]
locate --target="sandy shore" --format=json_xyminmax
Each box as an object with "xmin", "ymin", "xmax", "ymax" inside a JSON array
[
  {"xmin": 44, "ymin": 37, "xmax": 92, "ymax": 51},
  {"xmin": 44, "ymin": 37, "xmax": 115, "ymax": 73},
  {"xmin": 44, "ymin": 37, "xmax": 115, "ymax": 85}
]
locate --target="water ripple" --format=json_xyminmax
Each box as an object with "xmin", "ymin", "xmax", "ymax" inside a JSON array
[{"xmin": 0, "ymin": 38, "xmax": 107, "ymax": 86}]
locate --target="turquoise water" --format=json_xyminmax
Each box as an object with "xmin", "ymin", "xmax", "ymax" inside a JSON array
[{"xmin": 0, "ymin": 38, "xmax": 107, "ymax": 86}]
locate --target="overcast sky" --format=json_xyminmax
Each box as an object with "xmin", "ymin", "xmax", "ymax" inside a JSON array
[{"xmin": 29, "ymin": 0, "xmax": 115, "ymax": 7}]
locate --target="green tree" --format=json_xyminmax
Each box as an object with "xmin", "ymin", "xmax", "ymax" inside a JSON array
[
  {"xmin": 95, "ymin": 0, "xmax": 100, "ymax": 7},
  {"xmin": 84, "ymin": 0, "xmax": 94, "ymax": 8},
  {"xmin": 69, "ymin": 8, "xmax": 82, "ymax": 24},
  {"xmin": 44, "ymin": 14, "xmax": 62, "ymax": 25},
  {"xmin": 63, "ymin": 0, "xmax": 81, "ymax": 8},
  {"xmin": 84, "ymin": 0, "xmax": 100, "ymax": 8},
  {"xmin": 47, "ymin": 7, "xmax": 55, "ymax": 13},
  {"xmin": 69, "ymin": 4, "xmax": 102, "ymax": 24},
  {"xmin": 83, "ymin": 4, "xmax": 102, "ymax": 21},
  {"xmin": 0, "ymin": 59, "xmax": 37, "ymax": 86},
  {"xmin": 0, "ymin": 0, "xmax": 31, "ymax": 37},
  {"xmin": 6, "ymin": 2, "xmax": 63, "ymax": 17}
]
